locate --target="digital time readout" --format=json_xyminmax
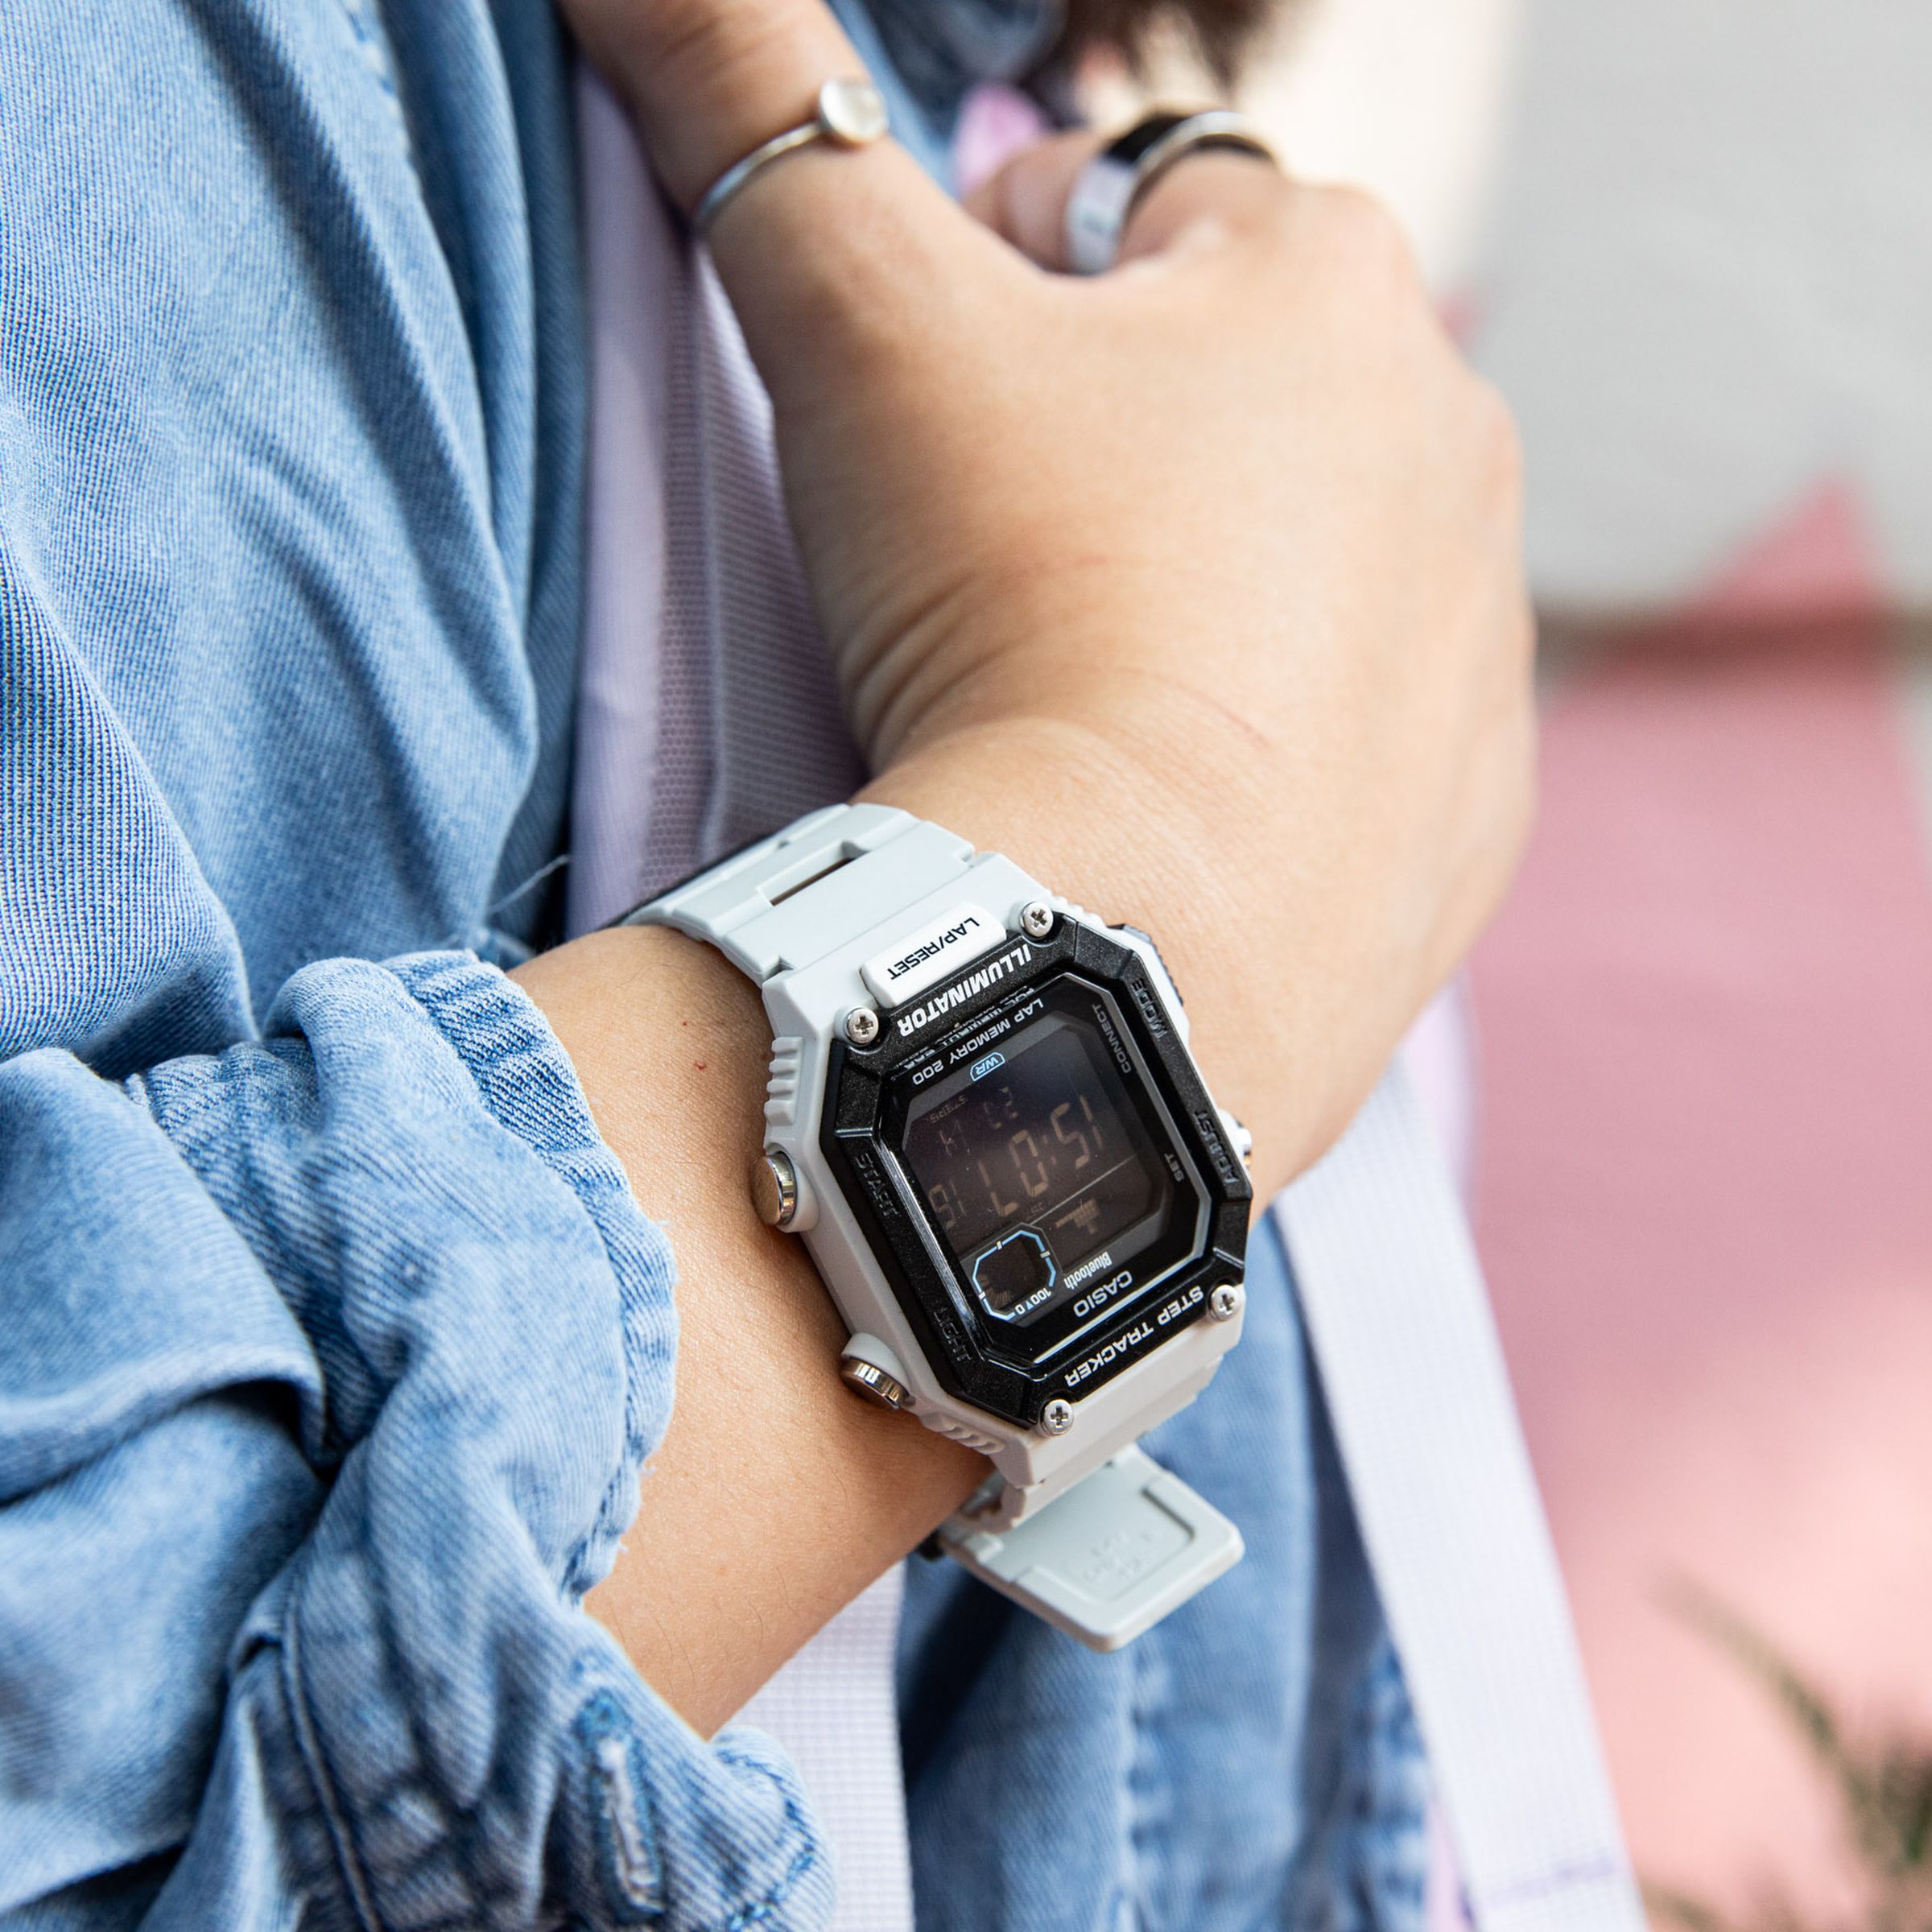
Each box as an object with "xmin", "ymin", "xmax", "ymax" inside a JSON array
[{"xmin": 899, "ymin": 1010, "xmax": 1173, "ymax": 1329}]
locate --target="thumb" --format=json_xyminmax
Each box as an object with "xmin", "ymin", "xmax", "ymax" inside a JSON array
[
  {"xmin": 962, "ymin": 130, "xmax": 1101, "ymax": 271},
  {"xmin": 572, "ymin": 0, "xmax": 1005, "ymax": 401}
]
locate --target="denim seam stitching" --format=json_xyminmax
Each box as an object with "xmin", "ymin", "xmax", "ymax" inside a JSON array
[
  {"xmin": 1122, "ymin": 1632, "xmax": 1162, "ymax": 1930},
  {"xmin": 1279, "ymin": 1648, "xmax": 1373, "ymax": 1932},
  {"xmin": 279, "ymin": 1542, "xmax": 388, "ymax": 1932},
  {"xmin": 1342, "ymin": 1643, "xmax": 1429, "ymax": 1932},
  {"xmin": 709, "ymin": 1744, "xmax": 824, "ymax": 1932}
]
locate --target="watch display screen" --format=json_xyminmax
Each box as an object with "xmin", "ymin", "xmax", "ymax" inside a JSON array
[{"xmin": 898, "ymin": 1001, "xmax": 1179, "ymax": 1340}]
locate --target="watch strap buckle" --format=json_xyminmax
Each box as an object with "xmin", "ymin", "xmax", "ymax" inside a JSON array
[{"xmin": 935, "ymin": 1445, "xmax": 1242, "ymax": 1651}]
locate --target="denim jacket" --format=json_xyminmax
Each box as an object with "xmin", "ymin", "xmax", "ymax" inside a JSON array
[{"xmin": 0, "ymin": 3, "xmax": 1423, "ymax": 1926}]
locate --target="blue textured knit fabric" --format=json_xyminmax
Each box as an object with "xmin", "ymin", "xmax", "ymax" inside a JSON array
[{"xmin": 0, "ymin": 1, "xmax": 1425, "ymax": 1926}]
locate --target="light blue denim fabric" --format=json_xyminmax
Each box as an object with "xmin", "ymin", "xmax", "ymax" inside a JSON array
[{"xmin": 0, "ymin": 2, "xmax": 1422, "ymax": 1926}]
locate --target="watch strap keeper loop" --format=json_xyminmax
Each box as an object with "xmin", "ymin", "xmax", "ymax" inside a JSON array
[{"xmin": 934, "ymin": 1444, "xmax": 1243, "ymax": 1653}]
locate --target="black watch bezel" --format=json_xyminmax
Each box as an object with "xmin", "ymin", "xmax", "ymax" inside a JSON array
[{"xmin": 818, "ymin": 914, "xmax": 1253, "ymax": 1429}]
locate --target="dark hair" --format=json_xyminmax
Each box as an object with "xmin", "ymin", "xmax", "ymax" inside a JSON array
[{"xmin": 1058, "ymin": 0, "xmax": 1282, "ymax": 82}]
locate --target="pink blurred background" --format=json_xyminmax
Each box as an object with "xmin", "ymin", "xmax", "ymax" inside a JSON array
[{"xmin": 1456, "ymin": 2, "xmax": 1932, "ymax": 1910}]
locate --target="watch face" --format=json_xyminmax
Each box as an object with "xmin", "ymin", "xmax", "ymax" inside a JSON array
[
  {"xmin": 885, "ymin": 974, "xmax": 1209, "ymax": 1372},
  {"xmin": 901, "ymin": 1006, "xmax": 1174, "ymax": 1342},
  {"xmin": 821, "ymin": 922, "xmax": 1253, "ymax": 1428}
]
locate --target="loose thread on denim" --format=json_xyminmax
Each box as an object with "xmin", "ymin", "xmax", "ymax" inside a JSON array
[
  {"xmin": 431, "ymin": 853, "xmax": 574, "ymax": 953},
  {"xmin": 592, "ymin": 1735, "xmax": 662, "ymax": 1913},
  {"xmin": 487, "ymin": 852, "xmax": 572, "ymax": 925}
]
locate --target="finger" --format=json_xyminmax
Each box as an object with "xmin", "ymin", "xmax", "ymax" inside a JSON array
[
  {"xmin": 961, "ymin": 129, "xmax": 1100, "ymax": 269},
  {"xmin": 585, "ymin": 0, "xmax": 859, "ymax": 217},
  {"xmin": 1114, "ymin": 149, "xmax": 1291, "ymax": 264},
  {"xmin": 580, "ymin": 0, "xmax": 1001, "ymax": 403},
  {"xmin": 969, "ymin": 124, "xmax": 1291, "ymax": 274}
]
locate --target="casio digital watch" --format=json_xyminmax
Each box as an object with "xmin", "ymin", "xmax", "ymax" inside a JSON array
[{"xmin": 625, "ymin": 803, "xmax": 1253, "ymax": 1649}]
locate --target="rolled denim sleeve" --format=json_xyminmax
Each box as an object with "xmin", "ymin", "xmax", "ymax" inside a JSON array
[{"xmin": 0, "ymin": 956, "xmax": 832, "ymax": 1930}]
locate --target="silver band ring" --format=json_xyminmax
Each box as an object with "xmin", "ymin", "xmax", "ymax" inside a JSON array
[
  {"xmin": 1063, "ymin": 109, "xmax": 1277, "ymax": 275},
  {"xmin": 693, "ymin": 77, "xmax": 891, "ymax": 236}
]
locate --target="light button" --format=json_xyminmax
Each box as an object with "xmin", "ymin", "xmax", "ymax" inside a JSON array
[{"xmin": 841, "ymin": 1359, "xmax": 912, "ymax": 1411}]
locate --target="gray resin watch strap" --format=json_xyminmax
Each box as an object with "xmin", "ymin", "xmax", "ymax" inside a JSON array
[
  {"xmin": 628, "ymin": 803, "xmax": 973, "ymax": 982},
  {"xmin": 935, "ymin": 1445, "xmax": 1243, "ymax": 1652}
]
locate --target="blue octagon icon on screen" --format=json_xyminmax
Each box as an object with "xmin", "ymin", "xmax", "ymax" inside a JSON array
[{"xmin": 971, "ymin": 1228, "xmax": 1059, "ymax": 1320}]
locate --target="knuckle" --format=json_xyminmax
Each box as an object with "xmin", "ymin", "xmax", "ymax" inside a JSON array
[
  {"xmin": 1468, "ymin": 377, "xmax": 1525, "ymax": 506},
  {"xmin": 1306, "ymin": 183, "xmax": 1419, "ymax": 283},
  {"xmin": 646, "ymin": 2, "xmax": 753, "ymax": 85}
]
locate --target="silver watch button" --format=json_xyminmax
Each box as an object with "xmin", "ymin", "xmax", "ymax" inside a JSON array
[
  {"xmin": 750, "ymin": 1149, "xmax": 799, "ymax": 1228},
  {"xmin": 841, "ymin": 1358, "xmax": 912, "ymax": 1411}
]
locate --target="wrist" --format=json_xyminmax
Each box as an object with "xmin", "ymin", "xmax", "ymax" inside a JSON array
[
  {"xmin": 514, "ymin": 923, "xmax": 985, "ymax": 1732},
  {"xmin": 861, "ymin": 714, "xmax": 1333, "ymax": 1197}
]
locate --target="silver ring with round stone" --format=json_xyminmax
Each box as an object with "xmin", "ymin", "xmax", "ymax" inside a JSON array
[{"xmin": 692, "ymin": 77, "xmax": 891, "ymax": 236}]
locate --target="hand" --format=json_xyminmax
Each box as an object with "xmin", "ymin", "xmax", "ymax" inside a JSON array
[{"xmin": 559, "ymin": 0, "xmax": 1534, "ymax": 1184}]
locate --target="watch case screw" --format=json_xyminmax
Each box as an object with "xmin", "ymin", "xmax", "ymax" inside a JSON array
[
  {"xmin": 841, "ymin": 1358, "xmax": 912, "ymax": 1412},
  {"xmin": 1208, "ymin": 1282, "xmax": 1245, "ymax": 1323},
  {"xmin": 1020, "ymin": 900, "xmax": 1055, "ymax": 940},
  {"xmin": 844, "ymin": 1005, "xmax": 881, "ymax": 1046},
  {"xmin": 750, "ymin": 1149, "xmax": 799, "ymax": 1228},
  {"xmin": 1040, "ymin": 1397, "xmax": 1075, "ymax": 1435}
]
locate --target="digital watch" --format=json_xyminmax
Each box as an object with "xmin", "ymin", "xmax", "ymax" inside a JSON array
[{"xmin": 625, "ymin": 802, "xmax": 1253, "ymax": 1649}]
